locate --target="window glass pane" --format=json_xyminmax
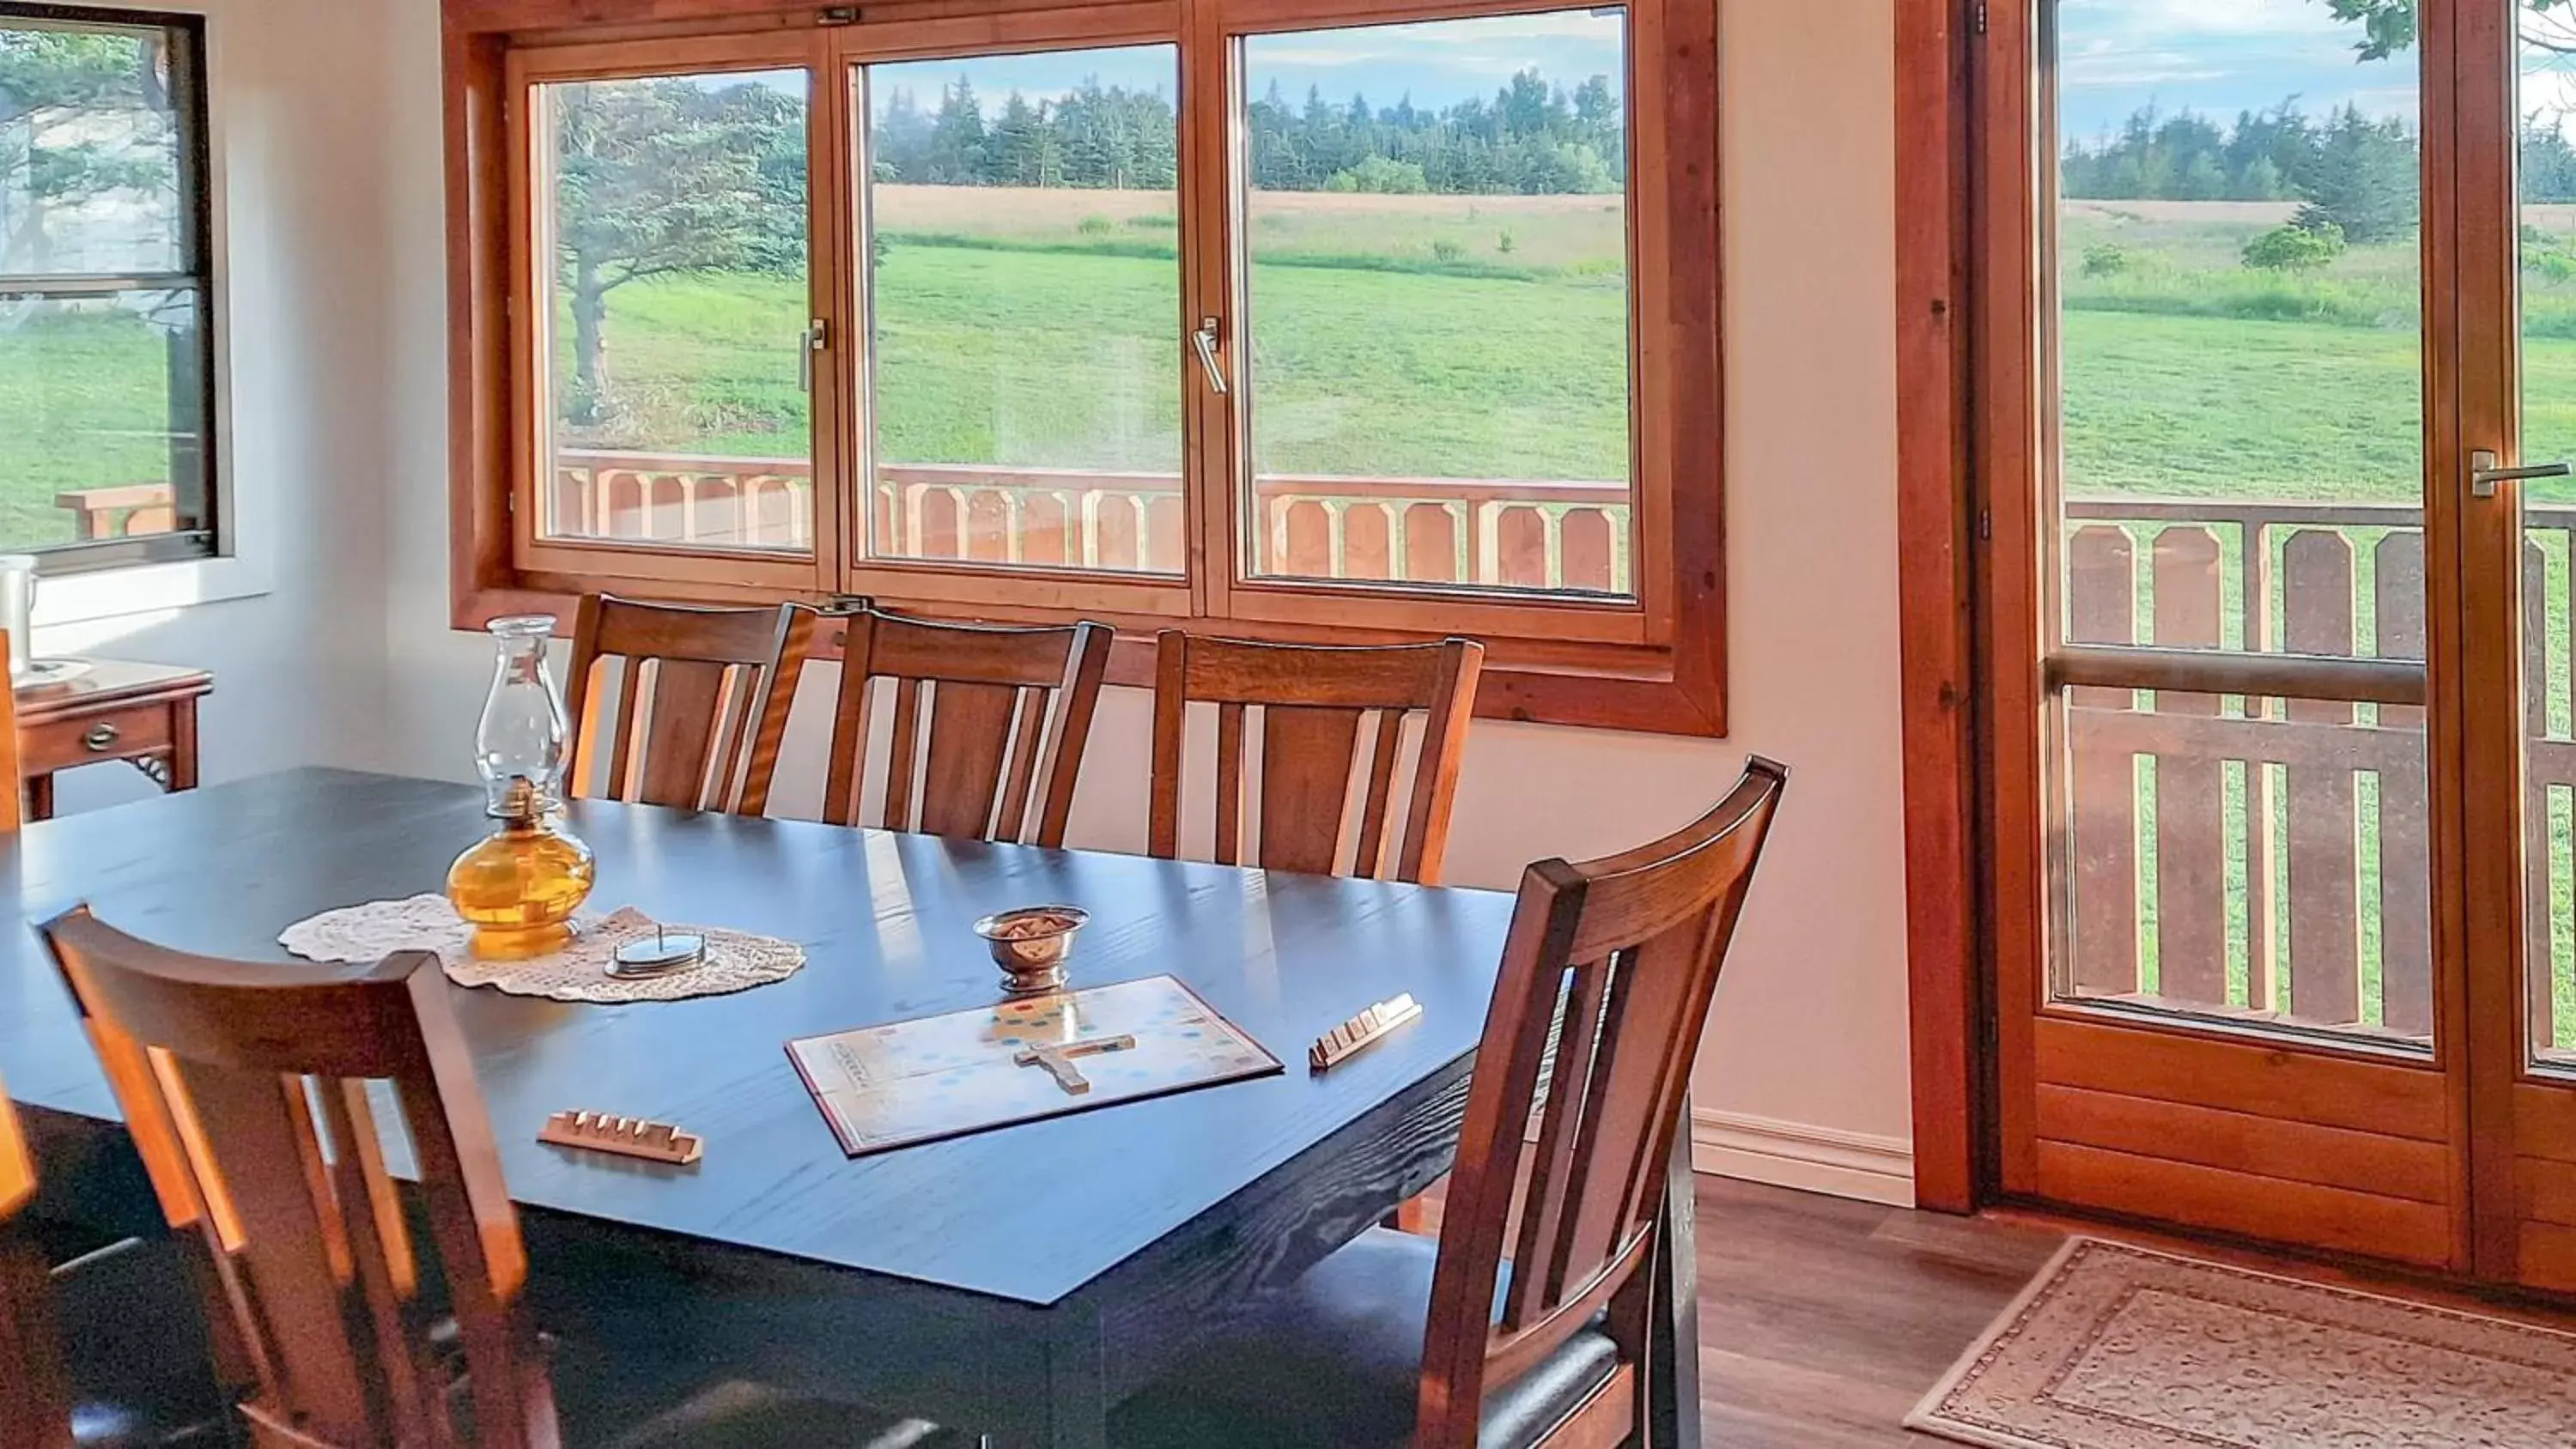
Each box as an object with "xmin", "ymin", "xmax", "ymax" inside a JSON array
[
  {"xmin": 535, "ymin": 70, "xmax": 815, "ymax": 553},
  {"xmin": 2518, "ymin": 5, "xmax": 2576, "ymax": 1070},
  {"xmin": 1239, "ymin": 10, "xmax": 1633, "ymax": 598},
  {"xmin": 2052, "ymin": 0, "xmax": 2422, "ymax": 659},
  {"xmin": 0, "ymin": 288, "xmax": 206, "ymax": 549},
  {"xmin": 859, "ymin": 45, "xmax": 1183, "ymax": 574},
  {"xmin": 0, "ymin": 20, "xmax": 190, "ymax": 277}
]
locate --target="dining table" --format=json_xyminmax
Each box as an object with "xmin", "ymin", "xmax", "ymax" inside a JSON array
[{"xmin": 0, "ymin": 767, "xmax": 1705, "ymax": 1448}]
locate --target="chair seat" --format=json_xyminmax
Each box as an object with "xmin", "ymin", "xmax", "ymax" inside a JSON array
[
  {"xmin": 1109, "ymin": 1228, "xmax": 1621, "ymax": 1449},
  {"xmin": 49, "ymin": 1236, "xmax": 231, "ymax": 1447}
]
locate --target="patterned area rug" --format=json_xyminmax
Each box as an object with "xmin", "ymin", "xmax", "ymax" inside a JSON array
[{"xmin": 1907, "ymin": 1239, "xmax": 2576, "ymax": 1449}]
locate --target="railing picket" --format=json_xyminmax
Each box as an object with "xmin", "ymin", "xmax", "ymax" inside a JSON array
[
  {"xmin": 966, "ymin": 491, "xmax": 1011, "ymax": 564},
  {"xmin": 1405, "ymin": 502, "xmax": 1459, "ymax": 584},
  {"xmin": 2153, "ymin": 525, "xmax": 2230, "ymax": 1009},
  {"xmin": 1497, "ymin": 506, "xmax": 1548, "ymax": 590},
  {"xmin": 1283, "ymin": 500, "xmax": 1333, "ymax": 578},
  {"xmin": 1562, "ymin": 508, "xmax": 1615, "ymax": 593},
  {"xmin": 2375, "ymin": 530, "xmax": 2433, "ymax": 1035},
  {"xmin": 2282, "ymin": 530, "xmax": 2360, "ymax": 1025},
  {"xmin": 874, "ymin": 482, "xmax": 901, "ymax": 556},
  {"xmin": 1021, "ymin": 493, "xmax": 1072, "ymax": 568},
  {"xmin": 918, "ymin": 488, "xmax": 961, "ymax": 560},
  {"xmin": 1344, "ymin": 503, "xmax": 1393, "ymax": 581},
  {"xmin": 2067, "ymin": 524, "xmax": 2141, "ymax": 997},
  {"xmin": 1148, "ymin": 495, "xmax": 1186, "ymax": 576},
  {"xmin": 1096, "ymin": 496, "xmax": 1139, "ymax": 571}
]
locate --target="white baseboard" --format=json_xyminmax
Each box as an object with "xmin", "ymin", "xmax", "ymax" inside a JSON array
[{"xmin": 1688, "ymin": 1107, "xmax": 1917, "ymax": 1208}]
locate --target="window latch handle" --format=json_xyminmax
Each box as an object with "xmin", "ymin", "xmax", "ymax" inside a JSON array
[
  {"xmin": 1192, "ymin": 316, "xmax": 1230, "ymax": 397},
  {"xmin": 799, "ymin": 318, "xmax": 828, "ymax": 394},
  {"xmin": 2470, "ymin": 448, "xmax": 2570, "ymax": 499}
]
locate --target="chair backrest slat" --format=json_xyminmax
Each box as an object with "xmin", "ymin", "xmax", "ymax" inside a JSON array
[
  {"xmin": 567, "ymin": 595, "xmax": 805, "ymax": 814},
  {"xmin": 1416, "ymin": 758, "xmax": 1788, "ymax": 1447},
  {"xmin": 40, "ymin": 910, "xmax": 550, "ymax": 1449},
  {"xmin": 918, "ymin": 679, "xmax": 1022, "ymax": 839},
  {"xmin": 1146, "ymin": 633, "xmax": 1485, "ymax": 884},
  {"xmin": 993, "ymin": 688, "xmax": 1052, "ymax": 840},
  {"xmin": 756, "ymin": 609, "xmax": 1111, "ymax": 846},
  {"xmin": 1352, "ymin": 711, "xmax": 1407, "ymax": 879}
]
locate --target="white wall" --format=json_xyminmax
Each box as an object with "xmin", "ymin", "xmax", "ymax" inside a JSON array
[
  {"xmin": 34, "ymin": 0, "xmax": 391, "ymax": 815},
  {"xmin": 368, "ymin": 0, "xmax": 1909, "ymax": 1201}
]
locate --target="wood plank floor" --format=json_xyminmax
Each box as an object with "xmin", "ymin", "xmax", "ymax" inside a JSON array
[
  {"xmin": 1691, "ymin": 1177, "xmax": 2064, "ymax": 1447},
  {"xmin": 1689, "ymin": 1174, "xmax": 2576, "ymax": 1446}
]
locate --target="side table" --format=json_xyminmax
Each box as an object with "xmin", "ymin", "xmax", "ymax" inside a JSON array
[{"xmin": 15, "ymin": 661, "xmax": 214, "ymax": 822}]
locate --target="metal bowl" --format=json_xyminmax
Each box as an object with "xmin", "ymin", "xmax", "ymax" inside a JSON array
[{"xmin": 973, "ymin": 906, "xmax": 1090, "ymax": 996}]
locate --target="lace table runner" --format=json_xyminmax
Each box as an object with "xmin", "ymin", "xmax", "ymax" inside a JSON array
[{"xmin": 278, "ymin": 894, "xmax": 805, "ymax": 1004}]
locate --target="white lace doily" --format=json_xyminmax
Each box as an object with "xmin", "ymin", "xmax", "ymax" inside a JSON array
[{"xmin": 278, "ymin": 894, "xmax": 805, "ymax": 1004}]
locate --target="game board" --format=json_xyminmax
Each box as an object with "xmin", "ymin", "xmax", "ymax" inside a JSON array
[{"xmin": 786, "ymin": 975, "xmax": 1282, "ymax": 1157}]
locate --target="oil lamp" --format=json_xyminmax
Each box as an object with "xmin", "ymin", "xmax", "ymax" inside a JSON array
[{"xmin": 445, "ymin": 615, "xmax": 595, "ymax": 959}]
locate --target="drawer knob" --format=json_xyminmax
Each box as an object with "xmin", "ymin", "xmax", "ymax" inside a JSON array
[{"xmin": 82, "ymin": 723, "xmax": 120, "ymax": 752}]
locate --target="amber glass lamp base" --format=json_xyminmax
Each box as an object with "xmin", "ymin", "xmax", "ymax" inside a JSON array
[{"xmin": 447, "ymin": 815, "xmax": 596, "ymax": 961}]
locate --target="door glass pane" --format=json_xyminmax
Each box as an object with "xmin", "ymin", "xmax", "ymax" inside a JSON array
[
  {"xmin": 2518, "ymin": 5, "xmax": 2576, "ymax": 1070},
  {"xmin": 2048, "ymin": 0, "xmax": 2432, "ymax": 1046},
  {"xmin": 858, "ymin": 45, "xmax": 1182, "ymax": 575},
  {"xmin": 1236, "ymin": 10, "xmax": 1634, "ymax": 598},
  {"xmin": 533, "ymin": 70, "xmax": 815, "ymax": 552}
]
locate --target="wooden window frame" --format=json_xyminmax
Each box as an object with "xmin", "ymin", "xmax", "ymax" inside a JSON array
[
  {"xmin": 1, "ymin": 2, "xmax": 219, "ymax": 574},
  {"xmin": 444, "ymin": 0, "xmax": 1724, "ymax": 735}
]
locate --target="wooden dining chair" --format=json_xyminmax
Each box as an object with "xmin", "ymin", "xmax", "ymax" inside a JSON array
[
  {"xmin": 741, "ymin": 606, "xmax": 1112, "ymax": 846},
  {"xmin": 41, "ymin": 909, "xmax": 555, "ymax": 1448},
  {"xmin": 1148, "ymin": 632, "xmax": 1484, "ymax": 884},
  {"xmin": 1112, "ymin": 757, "xmax": 1789, "ymax": 1449},
  {"xmin": 0, "ymin": 1070, "xmax": 68, "ymax": 1448},
  {"xmin": 39, "ymin": 909, "xmax": 967, "ymax": 1449},
  {"xmin": 564, "ymin": 594, "xmax": 809, "ymax": 812},
  {"xmin": 1, "ymin": 1072, "xmax": 228, "ymax": 1449}
]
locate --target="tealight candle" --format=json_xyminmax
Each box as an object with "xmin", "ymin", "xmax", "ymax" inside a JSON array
[{"xmin": 606, "ymin": 926, "xmax": 708, "ymax": 980}]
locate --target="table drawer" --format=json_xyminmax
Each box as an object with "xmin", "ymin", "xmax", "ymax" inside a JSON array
[{"xmin": 21, "ymin": 703, "xmax": 174, "ymax": 773}]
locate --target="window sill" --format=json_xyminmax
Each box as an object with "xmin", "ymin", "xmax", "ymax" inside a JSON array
[{"xmin": 32, "ymin": 551, "xmax": 270, "ymax": 632}]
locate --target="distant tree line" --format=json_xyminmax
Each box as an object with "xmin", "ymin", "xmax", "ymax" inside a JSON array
[
  {"xmin": 869, "ymin": 69, "xmax": 1625, "ymax": 197},
  {"xmin": 2062, "ymin": 100, "xmax": 2576, "ymax": 244}
]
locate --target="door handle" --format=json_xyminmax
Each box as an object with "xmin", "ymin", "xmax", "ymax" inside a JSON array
[
  {"xmin": 1191, "ymin": 316, "xmax": 1230, "ymax": 397},
  {"xmin": 2470, "ymin": 449, "xmax": 2571, "ymax": 498}
]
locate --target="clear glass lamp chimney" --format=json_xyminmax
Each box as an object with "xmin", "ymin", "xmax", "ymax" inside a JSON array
[{"xmin": 476, "ymin": 615, "xmax": 570, "ymax": 818}]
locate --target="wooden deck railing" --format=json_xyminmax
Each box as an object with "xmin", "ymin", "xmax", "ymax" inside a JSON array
[
  {"xmin": 544, "ymin": 450, "xmax": 1635, "ymax": 594},
  {"xmin": 2060, "ymin": 496, "xmax": 2573, "ymax": 1052}
]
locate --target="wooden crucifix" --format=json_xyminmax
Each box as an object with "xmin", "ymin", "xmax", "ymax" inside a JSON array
[{"xmin": 1012, "ymin": 1034, "xmax": 1139, "ymax": 1096}]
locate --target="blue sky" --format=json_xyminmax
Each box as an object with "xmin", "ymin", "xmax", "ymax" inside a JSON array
[
  {"xmin": 2056, "ymin": 0, "xmax": 2416, "ymax": 140},
  {"xmin": 866, "ymin": 9, "xmax": 1625, "ymax": 119}
]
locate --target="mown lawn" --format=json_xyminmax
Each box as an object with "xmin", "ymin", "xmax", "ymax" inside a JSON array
[
  {"xmin": 584, "ymin": 241, "xmax": 1632, "ymax": 483},
  {"xmin": 0, "ymin": 304, "xmax": 181, "ymax": 548}
]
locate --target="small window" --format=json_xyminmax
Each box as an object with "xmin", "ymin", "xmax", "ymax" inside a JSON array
[{"xmin": 0, "ymin": 5, "xmax": 216, "ymax": 571}]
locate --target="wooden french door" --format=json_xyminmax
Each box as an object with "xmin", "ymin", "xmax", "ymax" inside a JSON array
[{"xmin": 1984, "ymin": 0, "xmax": 2576, "ymax": 1289}]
